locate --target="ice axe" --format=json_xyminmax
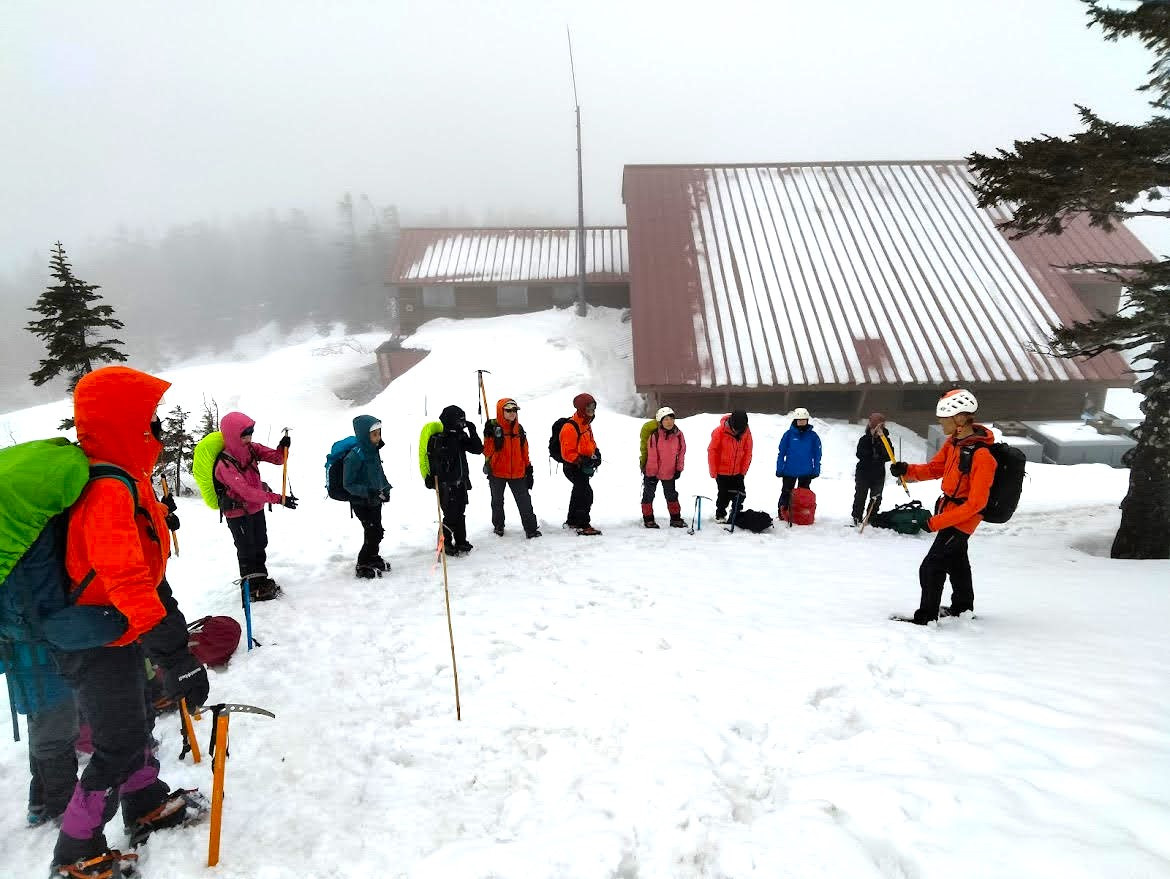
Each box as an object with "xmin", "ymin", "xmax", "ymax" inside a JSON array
[
  {"xmin": 201, "ymin": 702, "xmax": 276, "ymax": 868},
  {"xmin": 725, "ymin": 491, "xmax": 745, "ymax": 533},
  {"xmin": 688, "ymin": 495, "xmax": 713, "ymax": 534},
  {"xmin": 160, "ymin": 476, "xmax": 180, "ymax": 556},
  {"xmin": 279, "ymin": 427, "xmax": 291, "ymax": 503},
  {"xmin": 879, "ymin": 432, "xmax": 911, "ymax": 497},
  {"xmin": 475, "ymin": 369, "xmax": 491, "ymax": 419}
]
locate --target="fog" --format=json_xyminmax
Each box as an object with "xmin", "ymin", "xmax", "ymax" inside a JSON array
[{"xmin": 1, "ymin": 0, "xmax": 1161, "ymax": 406}]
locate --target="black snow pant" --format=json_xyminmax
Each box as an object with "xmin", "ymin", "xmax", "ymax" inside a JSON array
[
  {"xmin": 439, "ymin": 482, "xmax": 470, "ymax": 546},
  {"xmin": 852, "ymin": 467, "xmax": 886, "ymax": 521},
  {"xmin": 226, "ymin": 510, "xmax": 268, "ymax": 581},
  {"xmin": 779, "ymin": 475, "xmax": 813, "ymax": 511},
  {"xmin": 562, "ymin": 464, "xmax": 594, "ymax": 527},
  {"xmin": 350, "ymin": 500, "xmax": 385, "ymax": 566},
  {"xmin": 714, "ymin": 474, "xmax": 746, "ymax": 518},
  {"xmin": 52, "ymin": 645, "xmax": 168, "ymax": 866},
  {"xmin": 640, "ymin": 477, "xmax": 680, "ymax": 505},
  {"xmin": 488, "ymin": 475, "xmax": 539, "ymax": 535},
  {"xmin": 915, "ymin": 527, "xmax": 974, "ymax": 623},
  {"xmin": 27, "ymin": 694, "xmax": 80, "ymax": 822}
]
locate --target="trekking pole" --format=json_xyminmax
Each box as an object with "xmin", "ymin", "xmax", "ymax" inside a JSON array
[
  {"xmin": 475, "ymin": 369, "xmax": 491, "ymax": 419},
  {"xmin": 858, "ymin": 495, "xmax": 881, "ymax": 534},
  {"xmin": 204, "ymin": 702, "xmax": 276, "ymax": 868},
  {"xmin": 879, "ymin": 433, "xmax": 911, "ymax": 497},
  {"xmin": 433, "ymin": 484, "xmax": 462, "ymax": 720},
  {"xmin": 179, "ymin": 698, "xmax": 202, "ymax": 764},
  {"xmin": 160, "ymin": 476, "xmax": 180, "ymax": 556},
  {"xmin": 279, "ymin": 428, "xmax": 290, "ymax": 504}
]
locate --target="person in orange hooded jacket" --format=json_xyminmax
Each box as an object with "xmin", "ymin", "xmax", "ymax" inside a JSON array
[
  {"xmin": 707, "ymin": 410, "xmax": 752, "ymax": 522},
  {"xmin": 559, "ymin": 393, "xmax": 601, "ymax": 535},
  {"xmin": 483, "ymin": 397, "xmax": 541, "ymax": 538},
  {"xmin": 890, "ymin": 388, "xmax": 996, "ymax": 625},
  {"xmin": 51, "ymin": 366, "xmax": 209, "ymax": 876}
]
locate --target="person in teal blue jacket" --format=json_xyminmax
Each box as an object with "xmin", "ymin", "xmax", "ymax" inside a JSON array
[
  {"xmin": 343, "ymin": 415, "xmax": 392, "ymax": 579},
  {"xmin": 2, "ymin": 642, "xmax": 79, "ymax": 827},
  {"xmin": 775, "ymin": 407, "xmax": 822, "ymax": 515}
]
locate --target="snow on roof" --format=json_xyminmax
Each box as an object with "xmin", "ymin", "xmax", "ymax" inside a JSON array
[
  {"xmin": 390, "ymin": 227, "xmax": 629, "ymax": 285},
  {"xmin": 622, "ymin": 161, "xmax": 1134, "ymax": 390}
]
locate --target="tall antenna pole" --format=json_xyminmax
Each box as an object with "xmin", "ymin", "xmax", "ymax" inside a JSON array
[{"xmin": 567, "ymin": 26, "xmax": 587, "ymax": 318}]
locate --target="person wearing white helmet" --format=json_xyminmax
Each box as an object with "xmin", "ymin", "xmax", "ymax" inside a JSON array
[
  {"xmin": 775, "ymin": 407, "xmax": 822, "ymax": 519},
  {"xmin": 639, "ymin": 406, "xmax": 687, "ymax": 528},
  {"xmin": 889, "ymin": 387, "xmax": 997, "ymax": 624}
]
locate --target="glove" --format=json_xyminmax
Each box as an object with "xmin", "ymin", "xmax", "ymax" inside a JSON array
[
  {"xmin": 282, "ymin": 495, "xmax": 298, "ymax": 510},
  {"xmin": 165, "ymin": 513, "xmax": 180, "ymax": 532},
  {"xmin": 673, "ymin": 471, "xmax": 682, "ymax": 481},
  {"xmin": 594, "ymin": 450, "xmax": 602, "ymax": 465},
  {"xmin": 525, "ymin": 465, "xmax": 534, "ymax": 490},
  {"xmin": 378, "ymin": 488, "xmax": 390, "ymax": 502},
  {"xmin": 163, "ymin": 652, "xmax": 209, "ymax": 709},
  {"xmin": 923, "ymin": 517, "xmax": 934, "ymax": 533},
  {"xmin": 466, "ymin": 422, "xmax": 479, "ymax": 436},
  {"xmin": 278, "ymin": 435, "xmax": 291, "ymax": 451},
  {"xmin": 578, "ymin": 461, "xmax": 596, "ymax": 478},
  {"xmin": 890, "ymin": 461, "xmax": 909, "ymax": 478},
  {"xmin": 161, "ymin": 494, "xmax": 177, "ymax": 512},
  {"xmin": 424, "ymin": 474, "xmax": 436, "ymax": 490}
]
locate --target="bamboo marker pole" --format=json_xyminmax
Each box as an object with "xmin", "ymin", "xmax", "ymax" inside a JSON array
[{"xmin": 433, "ymin": 483, "xmax": 462, "ymax": 720}]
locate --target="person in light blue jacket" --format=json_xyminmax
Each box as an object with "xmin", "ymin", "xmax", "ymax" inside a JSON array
[
  {"xmin": 775, "ymin": 407, "xmax": 822, "ymax": 515},
  {"xmin": 343, "ymin": 414, "xmax": 392, "ymax": 579}
]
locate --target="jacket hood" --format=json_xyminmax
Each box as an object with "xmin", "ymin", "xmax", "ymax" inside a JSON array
[
  {"xmin": 440, "ymin": 405, "xmax": 466, "ymax": 430},
  {"xmin": 573, "ymin": 393, "xmax": 596, "ymax": 420},
  {"xmin": 723, "ymin": 412, "xmax": 749, "ymax": 436},
  {"xmin": 953, "ymin": 424, "xmax": 994, "ymax": 447},
  {"xmin": 353, "ymin": 414, "xmax": 383, "ymax": 452},
  {"xmin": 220, "ymin": 411, "xmax": 256, "ymax": 462},
  {"xmin": 495, "ymin": 398, "xmax": 521, "ymax": 426},
  {"xmin": 74, "ymin": 366, "xmax": 170, "ymax": 479}
]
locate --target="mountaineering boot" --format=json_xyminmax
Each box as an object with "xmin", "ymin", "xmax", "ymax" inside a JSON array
[
  {"xmin": 576, "ymin": 525, "xmax": 602, "ymax": 536},
  {"xmin": 453, "ymin": 541, "xmax": 474, "ymax": 554},
  {"xmin": 248, "ymin": 577, "xmax": 281, "ymax": 602},
  {"xmin": 667, "ymin": 501, "xmax": 686, "ymax": 527},
  {"xmin": 525, "ymin": 529, "xmax": 542, "ymax": 539},
  {"xmin": 494, "ymin": 526, "xmax": 505, "ymax": 536},
  {"xmin": 370, "ymin": 556, "xmax": 391, "ymax": 573},
  {"xmin": 125, "ymin": 788, "xmax": 209, "ymax": 848},
  {"xmin": 714, "ymin": 510, "xmax": 727, "ymax": 523},
  {"xmin": 642, "ymin": 503, "xmax": 659, "ymax": 528},
  {"xmin": 669, "ymin": 516, "xmax": 687, "ymax": 528},
  {"xmin": 354, "ymin": 565, "xmax": 380, "ymax": 579},
  {"xmin": 52, "ymin": 849, "xmax": 139, "ymax": 878}
]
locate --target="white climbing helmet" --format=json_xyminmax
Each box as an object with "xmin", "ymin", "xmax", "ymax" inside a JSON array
[
  {"xmin": 655, "ymin": 406, "xmax": 675, "ymax": 421},
  {"xmin": 936, "ymin": 388, "xmax": 978, "ymax": 417},
  {"xmin": 792, "ymin": 407, "xmax": 811, "ymax": 420}
]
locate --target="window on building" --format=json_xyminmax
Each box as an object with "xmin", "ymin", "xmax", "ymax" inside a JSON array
[
  {"xmin": 553, "ymin": 284, "xmax": 577, "ymax": 305},
  {"xmin": 497, "ymin": 285, "xmax": 528, "ymax": 307},
  {"xmin": 422, "ymin": 286, "xmax": 455, "ymax": 309}
]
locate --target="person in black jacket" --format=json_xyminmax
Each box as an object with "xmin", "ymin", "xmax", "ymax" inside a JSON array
[
  {"xmin": 852, "ymin": 412, "xmax": 890, "ymax": 525},
  {"xmin": 425, "ymin": 405, "xmax": 483, "ymax": 555}
]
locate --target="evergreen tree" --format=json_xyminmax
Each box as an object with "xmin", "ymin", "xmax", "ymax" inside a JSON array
[
  {"xmin": 154, "ymin": 404, "xmax": 196, "ymax": 495},
  {"xmin": 968, "ymin": 0, "xmax": 1170, "ymax": 560},
  {"xmin": 26, "ymin": 242, "xmax": 128, "ymax": 391}
]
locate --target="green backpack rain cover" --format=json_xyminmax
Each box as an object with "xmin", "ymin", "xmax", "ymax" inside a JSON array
[
  {"xmin": 192, "ymin": 431, "xmax": 226, "ymax": 510},
  {"xmin": 418, "ymin": 422, "xmax": 443, "ymax": 478},
  {"xmin": 638, "ymin": 420, "xmax": 658, "ymax": 472}
]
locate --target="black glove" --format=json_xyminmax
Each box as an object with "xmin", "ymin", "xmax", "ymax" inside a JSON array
[
  {"xmin": 466, "ymin": 422, "xmax": 479, "ymax": 436},
  {"xmin": 890, "ymin": 462, "xmax": 909, "ymax": 478},
  {"xmin": 673, "ymin": 470, "xmax": 682, "ymax": 481},
  {"xmin": 525, "ymin": 465, "xmax": 534, "ymax": 490},
  {"xmin": 283, "ymin": 495, "xmax": 298, "ymax": 510},
  {"xmin": 594, "ymin": 450, "xmax": 602, "ymax": 465},
  {"xmin": 163, "ymin": 652, "xmax": 209, "ymax": 709},
  {"xmin": 424, "ymin": 474, "xmax": 436, "ymax": 489},
  {"xmin": 922, "ymin": 517, "xmax": 934, "ymax": 533},
  {"xmin": 378, "ymin": 488, "xmax": 390, "ymax": 502},
  {"xmin": 165, "ymin": 513, "xmax": 180, "ymax": 532},
  {"xmin": 161, "ymin": 494, "xmax": 177, "ymax": 512},
  {"xmin": 278, "ymin": 435, "xmax": 291, "ymax": 451}
]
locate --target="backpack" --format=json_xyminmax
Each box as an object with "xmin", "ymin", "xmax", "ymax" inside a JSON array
[
  {"xmin": 325, "ymin": 436, "xmax": 360, "ymax": 501},
  {"xmin": 549, "ymin": 418, "xmax": 580, "ymax": 464},
  {"xmin": 733, "ymin": 509, "xmax": 774, "ymax": 533},
  {"xmin": 192, "ymin": 431, "xmax": 243, "ymax": 516},
  {"xmin": 638, "ymin": 420, "xmax": 658, "ymax": 471},
  {"xmin": 959, "ymin": 443, "xmax": 1026, "ymax": 524},
  {"xmin": 0, "ymin": 438, "xmax": 139, "ymax": 653},
  {"xmin": 781, "ymin": 487, "xmax": 817, "ymax": 525},
  {"xmin": 870, "ymin": 500, "xmax": 931, "ymax": 535},
  {"xmin": 186, "ymin": 615, "xmax": 242, "ymax": 667}
]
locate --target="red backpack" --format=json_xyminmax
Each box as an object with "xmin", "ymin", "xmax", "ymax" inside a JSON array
[
  {"xmin": 782, "ymin": 487, "xmax": 817, "ymax": 526},
  {"xmin": 187, "ymin": 616, "xmax": 242, "ymax": 667}
]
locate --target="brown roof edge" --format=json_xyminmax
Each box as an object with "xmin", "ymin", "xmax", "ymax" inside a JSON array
[
  {"xmin": 398, "ymin": 225, "xmax": 627, "ymax": 233},
  {"xmin": 623, "ymin": 159, "xmax": 967, "ymax": 171},
  {"xmin": 637, "ymin": 377, "xmax": 1134, "ymax": 394}
]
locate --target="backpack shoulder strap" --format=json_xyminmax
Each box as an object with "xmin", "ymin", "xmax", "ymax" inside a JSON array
[{"xmin": 72, "ymin": 465, "xmax": 159, "ymax": 603}]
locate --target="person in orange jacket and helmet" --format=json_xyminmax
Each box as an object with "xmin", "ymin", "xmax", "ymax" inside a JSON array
[
  {"xmin": 483, "ymin": 397, "xmax": 541, "ymax": 538},
  {"xmin": 559, "ymin": 393, "xmax": 601, "ymax": 535},
  {"xmin": 50, "ymin": 366, "xmax": 209, "ymax": 877},
  {"xmin": 889, "ymin": 388, "xmax": 997, "ymax": 625}
]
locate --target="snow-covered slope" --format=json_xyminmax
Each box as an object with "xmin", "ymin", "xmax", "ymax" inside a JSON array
[{"xmin": 2, "ymin": 308, "xmax": 1168, "ymax": 879}]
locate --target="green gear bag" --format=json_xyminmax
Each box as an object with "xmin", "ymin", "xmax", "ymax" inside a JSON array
[
  {"xmin": 638, "ymin": 420, "xmax": 658, "ymax": 472},
  {"xmin": 869, "ymin": 500, "xmax": 931, "ymax": 535},
  {"xmin": 192, "ymin": 431, "xmax": 226, "ymax": 510}
]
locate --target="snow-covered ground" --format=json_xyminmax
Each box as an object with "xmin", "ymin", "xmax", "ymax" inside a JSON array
[{"xmin": 2, "ymin": 308, "xmax": 1168, "ymax": 879}]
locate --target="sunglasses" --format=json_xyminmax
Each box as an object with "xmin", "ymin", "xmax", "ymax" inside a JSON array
[
  {"xmin": 503, "ymin": 406, "xmax": 520, "ymax": 412},
  {"xmin": 240, "ymin": 427, "xmax": 254, "ymax": 437}
]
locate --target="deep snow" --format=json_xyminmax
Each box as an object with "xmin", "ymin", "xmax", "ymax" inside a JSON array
[{"xmin": 2, "ymin": 308, "xmax": 1168, "ymax": 879}]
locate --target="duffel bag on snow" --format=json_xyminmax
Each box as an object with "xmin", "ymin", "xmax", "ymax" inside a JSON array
[
  {"xmin": 187, "ymin": 615, "xmax": 242, "ymax": 667},
  {"xmin": 733, "ymin": 509, "xmax": 774, "ymax": 533},
  {"xmin": 781, "ymin": 487, "xmax": 816, "ymax": 525},
  {"xmin": 870, "ymin": 500, "xmax": 931, "ymax": 535}
]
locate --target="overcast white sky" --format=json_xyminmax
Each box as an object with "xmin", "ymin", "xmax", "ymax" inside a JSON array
[{"xmin": 2, "ymin": 0, "xmax": 1165, "ymax": 269}]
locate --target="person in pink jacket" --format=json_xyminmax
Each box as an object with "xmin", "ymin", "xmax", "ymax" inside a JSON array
[
  {"xmin": 641, "ymin": 407, "xmax": 687, "ymax": 528},
  {"xmin": 214, "ymin": 411, "xmax": 297, "ymax": 601}
]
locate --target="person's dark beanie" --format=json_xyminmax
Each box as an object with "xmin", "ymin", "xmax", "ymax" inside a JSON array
[{"xmin": 729, "ymin": 410, "xmax": 748, "ymax": 432}]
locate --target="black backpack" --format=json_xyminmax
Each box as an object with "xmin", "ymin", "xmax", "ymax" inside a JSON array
[
  {"xmin": 733, "ymin": 509, "xmax": 774, "ymax": 533},
  {"xmin": 548, "ymin": 418, "xmax": 580, "ymax": 464},
  {"xmin": 959, "ymin": 443, "xmax": 1026, "ymax": 524}
]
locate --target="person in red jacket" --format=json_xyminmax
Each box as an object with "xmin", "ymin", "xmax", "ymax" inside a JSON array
[
  {"xmin": 707, "ymin": 410, "xmax": 752, "ymax": 522},
  {"xmin": 52, "ymin": 366, "xmax": 209, "ymax": 877},
  {"xmin": 483, "ymin": 397, "xmax": 541, "ymax": 538},
  {"xmin": 890, "ymin": 388, "xmax": 997, "ymax": 625},
  {"xmin": 560, "ymin": 393, "xmax": 601, "ymax": 535}
]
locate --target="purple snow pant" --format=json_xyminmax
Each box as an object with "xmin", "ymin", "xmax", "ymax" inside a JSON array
[{"xmin": 51, "ymin": 644, "xmax": 169, "ymax": 867}]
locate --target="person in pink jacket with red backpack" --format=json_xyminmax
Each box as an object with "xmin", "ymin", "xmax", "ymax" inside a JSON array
[
  {"xmin": 642, "ymin": 407, "xmax": 687, "ymax": 528},
  {"xmin": 214, "ymin": 411, "xmax": 298, "ymax": 601}
]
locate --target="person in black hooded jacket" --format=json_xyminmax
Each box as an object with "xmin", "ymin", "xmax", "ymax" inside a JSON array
[
  {"xmin": 852, "ymin": 412, "xmax": 890, "ymax": 525},
  {"xmin": 425, "ymin": 405, "xmax": 483, "ymax": 555}
]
